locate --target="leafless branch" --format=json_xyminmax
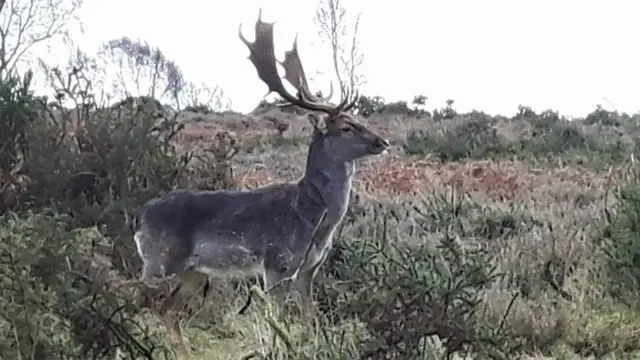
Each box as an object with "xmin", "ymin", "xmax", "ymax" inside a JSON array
[
  {"xmin": 0, "ymin": 0, "xmax": 82, "ymax": 79},
  {"xmin": 314, "ymin": 0, "xmax": 365, "ymax": 100}
]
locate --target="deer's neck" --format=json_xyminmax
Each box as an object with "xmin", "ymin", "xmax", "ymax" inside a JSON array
[{"xmin": 296, "ymin": 134, "xmax": 355, "ymax": 224}]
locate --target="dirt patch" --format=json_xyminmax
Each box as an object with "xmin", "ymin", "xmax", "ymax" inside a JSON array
[{"xmin": 239, "ymin": 156, "xmax": 621, "ymax": 201}]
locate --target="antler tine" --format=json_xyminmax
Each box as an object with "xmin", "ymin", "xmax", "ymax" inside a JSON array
[
  {"xmin": 282, "ymin": 49, "xmax": 333, "ymax": 105},
  {"xmin": 343, "ymin": 90, "xmax": 359, "ymax": 112},
  {"xmin": 239, "ymin": 10, "xmax": 337, "ymax": 115},
  {"xmin": 280, "ymin": 35, "xmax": 343, "ymax": 113},
  {"xmin": 275, "ymin": 80, "xmax": 334, "ymax": 109},
  {"xmin": 280, "ymin": 34, "xmax": 314, "ymax": 102},
  {"xmin": 332, "ymin": 87, "xmax": 359, "ymax": 113},
  {"xmin": 317, "ymin": 81, "xmax": 334, "ymax": 102}
]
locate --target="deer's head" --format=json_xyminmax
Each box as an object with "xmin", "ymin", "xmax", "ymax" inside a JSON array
[{"xmin": 239, "ymin": 10, "xmax": 389, "ymax": 163}]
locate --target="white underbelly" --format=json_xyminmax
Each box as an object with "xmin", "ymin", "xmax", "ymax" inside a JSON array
[{"xmin": 195, "ymin": 263, "xmax": 265, "ymax": 279}]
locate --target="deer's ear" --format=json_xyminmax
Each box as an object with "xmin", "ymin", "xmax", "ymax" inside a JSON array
[
  {"xmin": 307, "ymin": 113, "xmax": 323, "ymax": 131},
  {"xmin": 324, "ymin": 113, "xmax": 346, "ymax": 131}
]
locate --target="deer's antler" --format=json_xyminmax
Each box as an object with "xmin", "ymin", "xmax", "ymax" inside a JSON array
[{"xmin": 239, "ymin": 9, "xmax": 358, "ymax": 116}]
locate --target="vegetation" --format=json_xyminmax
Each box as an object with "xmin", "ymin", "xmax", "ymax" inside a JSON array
[
  {"xmin": 4, "ymin": 60, "xmax": 640, "ymax": 358},
  {"xmin": 3, "ymin": 1, "xmax": 640, "ymax": 360}
]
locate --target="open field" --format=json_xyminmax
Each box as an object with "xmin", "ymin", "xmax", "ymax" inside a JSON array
[{"xmin": 3, "ymin": 96, "xmax": 640, "ymax": 360}]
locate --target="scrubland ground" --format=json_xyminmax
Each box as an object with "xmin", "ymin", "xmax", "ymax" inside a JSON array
[
  {"xmin": 2, "ymin": 81, "xmax": 640, "ymax": 360},
  {"xmin": 171, "ymin": 108, "xmax": 640, "ymax": 360}
]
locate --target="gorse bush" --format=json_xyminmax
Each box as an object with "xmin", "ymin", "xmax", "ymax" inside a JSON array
[
  {"xmin": 353, "ymin": 94, "xmax": 429, "ymax": 118},
  {"xmin": 330, "ymin": 192, "xmax": 528, "ymax": 356},
  {"xmin": 404, "ymin": 117, "xmax": 513, "ymax": 161},
  {"xmin": 404, "ymin": 107, "xmax": 636, "ymax": 167},
  {"xmin": 0, "ymin": 212, "xmax": 80, "ymax": 358},
  {"xmin": 0, "ymin": 211, "xmax": 173, "ymax": 359},
  {"xmin": 243, "ymin": 190, "xmax": 519, "ymax": 359},
  {"xmin": 0, "ymin": 63, "xmax": 239, "ymax": 358},
  {"xmin": 584, "ymin": 105, "xmax": 624, "ymax": 126},
  {"xmin": 600, "ymin": 167, "xmax": 640, "ymax": 299},
  {"xmin": 0, "ymin": 72, "xmax": 40, "ymax": 213}
]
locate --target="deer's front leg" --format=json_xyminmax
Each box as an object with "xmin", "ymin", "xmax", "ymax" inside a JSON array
[
  {"xmin": 293, "ymin": 259, "xmax": 324, "ymax": 318},
  {"xmin": 263, "ymin": 269, "xmax": 289, "ymax": 313}
]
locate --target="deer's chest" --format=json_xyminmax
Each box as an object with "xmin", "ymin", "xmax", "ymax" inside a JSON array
[{"xmin": 301, "ymin": 183, "xmax": 351, "ymax": 271}]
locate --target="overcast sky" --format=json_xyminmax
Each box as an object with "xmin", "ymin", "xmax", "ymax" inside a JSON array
[{"xmin": 34, "ymin": 0, "xmax": 640, "ymax": 117}]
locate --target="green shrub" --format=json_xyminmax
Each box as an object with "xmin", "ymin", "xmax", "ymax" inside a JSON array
[
  {"xmin": 404, "ymin": 118, "xmax": 513, "ymax": 161},
  {"xmin": 584, "ymin": 106, "xmax": 623, "ymax": 126},
  {"xmin": 0, "ymin": 211, "xmax": 172, "ymax": 359},
  {"xmin": 0, "ymin": 71, "xmax": 39, "ymax": 169},
  {"xmin": 513, "ymin": 106, "xmax": 565, "ymax": 130},
  {"xmin": 0, "ymin": 72, "xmax": 41, "ymax": 213},
  {"xmin": 316, "ymin": 192, "xmax": 521, "ymax": 359},
  {"xmin": 515, "ymin": 122, "xmax": 631, "ymax": 166},
  {"xmin": 0, "ymin": 212, "xmax": 80, "ymax": 358},
  {"xmin": 404, "ymin": 110, "xmax": 634, "ymax": 167},
  {"xmin": 599, "ymin": 168, "xmax": 640, "ymax": 299}
]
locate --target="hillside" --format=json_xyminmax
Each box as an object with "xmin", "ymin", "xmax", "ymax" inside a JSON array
[{"xmin": 2, "ymin": 89, "xmax": 640, "ymax": 360}]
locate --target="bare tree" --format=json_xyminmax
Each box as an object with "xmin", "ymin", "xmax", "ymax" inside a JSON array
[
  {"xmin": 313, "ymin": 0, "xmax": 364, "ymax": 100},
  {"xmin": 0, "ymin": 0, "xmax": 82, "ymax": 79},
  {"xmin": 97, "ymin": 37, "xmax": 185, "ymax": 107}
]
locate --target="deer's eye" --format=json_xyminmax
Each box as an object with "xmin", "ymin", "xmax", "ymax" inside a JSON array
[{"xmin": 341, "ymin": 127, "xmax": 353, "ymax": 133}]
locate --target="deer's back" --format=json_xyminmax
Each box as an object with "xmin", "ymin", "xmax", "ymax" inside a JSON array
[
  {"xmin": 134, "ymin": 184, "xmax": 319, "ymax": 277},
  {"xmin": 137, "ymin": 184, "xmax": 300, "ymax": 237}
]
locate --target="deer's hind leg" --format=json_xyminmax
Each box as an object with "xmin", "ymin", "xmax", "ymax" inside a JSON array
[
  {"xmin": 134, "ymin": 231, "xmax": 165, "ymax": 288},
  {"xmin": 143, "ymin": 234, "xmax": 199, "ymax": 353}
]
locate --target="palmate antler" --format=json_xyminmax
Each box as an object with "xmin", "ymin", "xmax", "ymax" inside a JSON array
[
  {"xmin": 239, "ymin": 9, "xmax": 357, "ymax": 117},
  {"xmin": 278, "ymin": 44, "xmax": 335, "ymax": 108}
]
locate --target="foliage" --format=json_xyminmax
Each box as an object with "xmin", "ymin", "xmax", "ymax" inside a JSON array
[
  {"xmin": 600, "ymin": 166, "xmax": 640, "ymax": 299},
  {"xmin": 239, "ymin": 190, "xmax": 520, "ymax": 360},
  {"xmin": 332, "ymin": 199, "xmax": 514, "ymax": 359},
  {"xmin": 0, "ymin": 70, "xmax": 38, "ymax": 174},
  {"xmin": 404, "ymin": 105, "xmax": 636, "ymax": 167},
  {"xmin": 433, "ymin": 99, "xmax": 457, "ymax": 121},
  {"xmin": 0, "ymin": 48, "xmax": 240, "ymax": 357},
  {"xmin": 584, "ymin": 105, "xmax": 625, "ymax": 126},
  {"xmin": 405, "ymin": 116, "xmax": 512, "ymax": 161},
  {"xmin": 0, "ymin": 212, "xmax": 79, "ymax": 359},
  {"xmin": 354, "ymin": 94, "xmax": 429, "ymax": 118},
  {"xmin": 0, "ymin": 211, "xmax": 173, "ymax": 359},
  {"xmin": 0, "ymin": 71, "xmax": 40, "ymax": 213},
  {"xmin": 181, "ymin": 81, "xmax": 230, "ymax": 113},
  {"xmin": 3, "ymin": 3, "xmax": 640, "ymax": 356}
]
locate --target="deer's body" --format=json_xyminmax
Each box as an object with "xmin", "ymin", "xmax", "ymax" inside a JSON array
[
  {"xmin": 135, "ymin": 130, "xmax": 356, "ymax": 290},
  {"xmin": 133, "ymin": 10, "xmax": 389, "ymax": 350}
]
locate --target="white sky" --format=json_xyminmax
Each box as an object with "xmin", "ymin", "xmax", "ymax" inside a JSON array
[{"xmin": 30, "ymin": 0, "xmax": 640, "ymax": 117}]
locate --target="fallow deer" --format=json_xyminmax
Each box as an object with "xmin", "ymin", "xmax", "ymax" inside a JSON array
[{"xmin": 132, "ymin": 9, "xmax": 389, "ymax": 344}]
